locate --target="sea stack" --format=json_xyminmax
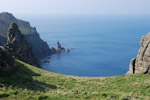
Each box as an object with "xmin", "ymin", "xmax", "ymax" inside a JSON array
[
  {"xmin": 56, "ymin": 41, "xmax": 65, "ymax": 52},
  {"xmin": 127, "ymin": 33, "xmax": 150, "ymax": 74},
  {"xmin": 5, "ymin": 23, "xmax": 40, "ymax": 67},
  {"xmin": 56, "ymin": 41, "xmax": 70, "ymax": 53}
]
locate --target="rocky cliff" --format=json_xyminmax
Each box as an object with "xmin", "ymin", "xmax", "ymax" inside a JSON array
[
  {"xmin": 0, "ymin": 12, "xmax": 53, "ymax": 59},
  {"xmin": 127, "ymin": 33, "xmax": 150, "ymax": 74},
  {"xmin": 5, "ymin": 23, "xmax": 40, "ymax": 67},
  {"xmin": 0, "ymin": 46, "xmax": 14, "ymax": 75}
]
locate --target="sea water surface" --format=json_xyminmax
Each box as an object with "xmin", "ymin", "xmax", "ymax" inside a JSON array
[{"xmin": 20, "ymin": 15, "xmax": 150, "ymax": 77}]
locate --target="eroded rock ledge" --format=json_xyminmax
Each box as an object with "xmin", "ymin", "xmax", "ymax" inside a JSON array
[{"xmin": 127, "ymin": 33, "xmax": 150, "ymax": 74}]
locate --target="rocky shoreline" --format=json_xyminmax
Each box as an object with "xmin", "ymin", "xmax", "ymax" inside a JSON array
[
  {"xmin": 0, "ymin": 12, "xmax": 70, "ymax": 68},
  {"xmin": 1, "ymin": 12, "xmax": 150, "ymax": 76},
  {"xmin": 0, "ymin": 12, "xmax": 55, "ymax": 60}
]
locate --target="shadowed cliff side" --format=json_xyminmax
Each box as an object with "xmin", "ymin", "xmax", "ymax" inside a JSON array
[
  {"xmin": 0, "ymin": 12, "xmax": 54, "ymax": 59},
  {"xmin": 5, "ymin": 23, "xmax": 40, "ymax": 67},
  {"xmin": 0, "ymin": 46, "xmax": 14, "ymax": 75},
  {"xmin": 127, "ymin": 32, "xmax": 150, "ymax": 74}
]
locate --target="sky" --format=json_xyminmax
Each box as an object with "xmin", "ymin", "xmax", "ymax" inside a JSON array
[{"xmin": 0, "ymin": 0, "xmax": 150, "ymax": 15}]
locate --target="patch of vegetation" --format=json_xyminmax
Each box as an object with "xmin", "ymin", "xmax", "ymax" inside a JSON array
[{"xmin": 0, "ymin": 59, "xmax": 150, "ymax": 100}]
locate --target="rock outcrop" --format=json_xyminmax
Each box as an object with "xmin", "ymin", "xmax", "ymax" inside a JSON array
[
  {"xmin": 127, "ymin": 33, "xmax": 150, "ymax": 74},
  {"xmin": 0, "ymin": 12, "xmax": 54, "ymax": 59},
  {"xmin": 0, "ymin": 46, "xmax": 14, "ymax": 75},
  {"xmin": 56, "ymin": 41, "xmax": 65, "ymax": 52},
  {"xmin": 55, "ymin": 41, "xmax": 70, "ymax": 53},
  {"xmin": 50, "ymin": 41, "xmax": 70, "ymax": 53},
  {"xmin": 5, "ymin": 23, "xmax": 40, "ymax": 67}
]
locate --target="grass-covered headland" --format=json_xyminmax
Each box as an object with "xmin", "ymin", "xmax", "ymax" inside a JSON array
[{"xmin": 0, "ymin": 59, "xmax": 150, "ymax": 100}]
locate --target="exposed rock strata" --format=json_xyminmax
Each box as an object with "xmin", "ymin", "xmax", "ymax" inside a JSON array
[
  {"xmin": 127, "ymin": 33, "xmax": 150, "ymax": 74},
  {"xmin": 5, "ymin": 23, "xmax": 40, "ymax": 67},
  {"xmin": 0, "ymin": 46, "xmax": 14, "ymax": 75}
]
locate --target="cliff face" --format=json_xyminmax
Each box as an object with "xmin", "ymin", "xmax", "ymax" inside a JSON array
[
  {"xmin": 0, "ymin": 12, "xmax": 53, "ymax": 59},
  {"xmin": 0, "ymin": 46, "xmax": 14, "ymax": 75},
  {"xmin": 25, "ymin": 33, "xmax": 52, "ymax": 59},
  {"xmin": 5, "ymin": 23, "xmax": 40, "ymax": 67},
  {"xmin": 127, "ymin": 33, "xmax": 150, "ymax": 74}
]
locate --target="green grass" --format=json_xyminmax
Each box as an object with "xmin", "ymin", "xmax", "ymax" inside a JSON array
[{"xmin": 0, "ymin": 59, "xmax": 150, "ymax": 100}]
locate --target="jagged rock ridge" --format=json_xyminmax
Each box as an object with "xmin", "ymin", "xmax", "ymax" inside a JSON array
[
  {"xmin": 5, "ymin": 23, "xmax": 40, "ymax": 67},
  {"xmin": 127, "ymin": 33, "xmax": 150, "ymax": 74},
  {"xmin": 0, "ymin": 12, "xmax": 54, "ymax": 59}
]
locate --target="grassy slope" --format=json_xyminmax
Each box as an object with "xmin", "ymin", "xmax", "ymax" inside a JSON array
[{"xmin": 0, "ymin": 60, "xmax": 150, "ymax": 100}]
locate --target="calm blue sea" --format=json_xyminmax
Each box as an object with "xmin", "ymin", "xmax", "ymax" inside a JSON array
[{"xmin": 20, "ymin": 15, "xmax": 150, "ymax": 77}]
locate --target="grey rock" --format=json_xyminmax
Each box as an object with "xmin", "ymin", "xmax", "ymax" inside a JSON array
[
  {"xmin": 127, "ymin": 33, "xmax": 150, "ymax": 75},
  {"xmin": 127, "ymin": 58, "xmax": 136, "ymax": 74},
  {"xmin": 5, "ymin": 23, "xmax": 40, "ymax": 67},
  {"xmin": 57, "ymin": 41, "xmax": 61, "ymax": 49},
  {"xmin": 56, "ymin": 41, "xmax": 70, "ymax": 53}
]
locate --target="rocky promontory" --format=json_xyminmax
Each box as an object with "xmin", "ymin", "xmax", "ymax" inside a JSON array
[
  {"xmin": 127, "ymin": 33, "xmax": 150, "ymax": 74},
  {"xmin": 0, "ymin": 12, "xmax": 54, "ymax": 60},
  {"xmin": 5, "ymin": 23, "xmax": 40, "ymax": 67}
]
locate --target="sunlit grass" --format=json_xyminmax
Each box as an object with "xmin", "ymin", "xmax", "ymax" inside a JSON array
[{"xmin": 0, "ymin": 59, "xmax": 150, "ymax": 100}]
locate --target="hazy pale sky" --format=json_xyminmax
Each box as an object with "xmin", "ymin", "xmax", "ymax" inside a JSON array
[{"xmin": 0, "ymin": 0, "xmax": 150, "ymax": 15}]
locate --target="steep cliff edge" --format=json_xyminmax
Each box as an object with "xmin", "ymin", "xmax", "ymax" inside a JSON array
[
  {"xmin": 127, "ymin": 33, "xmax": 150, "ymax": 74},
  {"xmin": 5, "ymin": 23, "xmax": 40, "ymax": 67},
  {"xmin": 0, "ymin": 12, "xmax": 53, "ymax": 59}
]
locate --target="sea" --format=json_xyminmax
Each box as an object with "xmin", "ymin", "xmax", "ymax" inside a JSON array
[{"xmin": 19, "ymin": 15, "xmax": 150, "ymax": 77}]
